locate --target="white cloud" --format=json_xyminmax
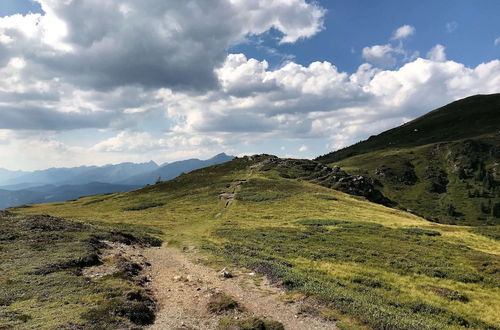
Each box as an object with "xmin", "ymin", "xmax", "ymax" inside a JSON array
[
  {"xmin": 2, "ymin": 54, "xmax": 499, "ymax": 169},
  {"xmin": 363, "ymin": 25, "xmax": 418, "ymax": 68},
  {"xmin": 446, "ymin": 21, "xmax": 458, "ymax": 33},
  {"xmin": 162, "ymin": 54, "xmax": 500, "ymax": 153},
  {"xmin": 362, "ymin": 44, "xmax": 398, "ymax": 68},
  {"xmin": 0, "ymin": 0, "xmax": 326, "ymax": 136},
  {"xmin": 427, "ymin": 44, "xmax": 446, "ymax": 62},
  {"xmin": 391, "ymin": 25, "xmax": 415, "ymax": 40},
  {"xmin": 298, "ymin": 145, "xmax": 308, "ymax": 152},
  {"xmin": 0, "ymin": 0, "xmax": 325, "ymax": 93},
  {"xmin": 1, "ymin": 4, "xmax": 499, "ymax": 170},
  {"xmin": 91, "ymin": 131, "xmax": 225, "ymax": 153},
  {"xmin": 495, "ymin": 37, "xmax": 500, "ymax": 46}
]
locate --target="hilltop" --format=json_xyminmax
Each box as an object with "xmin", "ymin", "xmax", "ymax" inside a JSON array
[
  {"xmin": 316, "ymin": 94, "xmax": 500, "ymax": 225},
  {"xmin": 9, "ymin": 154, "xmax": 500, "ymax": 329},
  {"xmin": 316, "ymin": 94, "xmax": 500, "ymax": 164}
]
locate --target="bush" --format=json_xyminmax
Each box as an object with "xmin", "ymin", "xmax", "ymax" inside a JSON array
[
  {"xmin": 298, "ymin": 219, "xmax": 349, "ymax": 226},
  {"xmin": 400, "ymin": 228, "xmax": 441, "ymax": 236},
  {"xmin": 122, "ymin": 202, "xmax": 165, "ymax": 211},
  {"xmin": 207, "ymin": 293, "xmax": 240, "ymax": 314},
  {"xmin": 219, "ymin": 317, "xmax": 284, "ymax": 330}
]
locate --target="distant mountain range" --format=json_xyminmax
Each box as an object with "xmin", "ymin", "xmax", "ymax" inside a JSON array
[{"xmin": 0, "ymin": 153, "xmax": 234, "ymax": 209}]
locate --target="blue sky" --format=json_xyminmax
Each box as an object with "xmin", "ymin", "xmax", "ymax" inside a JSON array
[
  {"xmin": 0, "ymin": 0, "xmax": 498, "ymax": 170},
  {"xmin": 234, "ymin": 0, "xmax": 500, "ymax": 71}
]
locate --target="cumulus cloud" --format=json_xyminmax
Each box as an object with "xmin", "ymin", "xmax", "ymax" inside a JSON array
[
  {"xmin": 427, "ymin": 44, "xmax": 446, "ymax": 62},
  {"xmin": 3, "ymin": 53, "xmax": 500, "ymax": 168},
  {"xmin": 0, "ymin": 0, "xmax": 325, "ymax": 92},
  {"xmin": 0, "ymin": 0, "xmax": 325, "ymax": 135},
  {"xmin": 362, "ymin": 25, "xmax": 418, "ymax": 68},
  {"xmin": 391, "ymin": 25, "xmax": 415, "ymax": 40},
  {"xmin": 1, "ymin": 4, "xmax": 499, "ymax": 169},
  {"xmin": 162, "ymin": 53, "xmax": 500, "ymax": 151},
  {"xmin": 362, "ymin": 44, "xmax": 399, "ymax": 68},
  {"xmin": 91, "ymin": 131, "xmax": 224, "ymax": 153}
]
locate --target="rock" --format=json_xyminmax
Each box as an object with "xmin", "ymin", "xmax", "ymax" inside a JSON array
[
  {"xmin": 186, "ymin": 274, "xmax": 197, "ymax": 282},
  {"xmin": 219, "ymin": 267, "xmax": 233, "ymax": 278},
  {"xmin": 173, "ymin": 275, "xmax": 188, "ymax": 282}
]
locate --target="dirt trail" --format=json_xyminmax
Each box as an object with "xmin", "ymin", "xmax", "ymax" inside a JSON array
[
  {"xmin": 144, "ymin": 246, "xmax": 337, "ymax": 330},
  {"xmin": 218, "ymin": 179, "xmax": 247, "ymax": 208}
]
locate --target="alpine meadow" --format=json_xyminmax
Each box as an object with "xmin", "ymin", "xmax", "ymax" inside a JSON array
[{"xmin": 1, "ymin": 1, "xmax": 499, "ymax": 330}]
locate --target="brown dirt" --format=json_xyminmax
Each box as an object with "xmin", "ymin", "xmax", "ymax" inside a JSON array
[
  {"xmin": 218, "ymin": 179, "xmax": 247, "ymax": 208},
  {"xmin": 143, "ymin": 246, "xmax": 338, "ymax": 330}
]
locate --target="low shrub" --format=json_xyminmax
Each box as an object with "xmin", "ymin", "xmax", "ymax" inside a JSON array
[
  {"xmin": 207, "ymin": 293, "xmax": 240, "ymax": 314},
  {"xmin": 122, "ymin": 202, "xmax": 165, "ymax": 211}
]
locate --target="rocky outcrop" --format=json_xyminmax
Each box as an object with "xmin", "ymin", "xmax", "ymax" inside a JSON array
[
  {"xmin": 250, "ymin": 155, "xmax": 394, "ymax": 206},
  {"xmin": 375, "ymin": 162, "xmax": 418, "ymax": 186}
]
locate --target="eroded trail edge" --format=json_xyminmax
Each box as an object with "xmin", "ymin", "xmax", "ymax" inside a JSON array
[{"xmin": 144, "ymin": 246, "xmax": 337, "ymax": 330}]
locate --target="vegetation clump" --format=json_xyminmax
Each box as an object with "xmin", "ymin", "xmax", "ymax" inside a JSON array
[
  {"xmin": 400, "ymin": 227, "xmax": 441, "ymax": 236},
  {"xmin": 209, "ymin": 220, "xmax": 499, "ymax": 329},
  {"xmin": 207, "ymin": 293, "xmax": 241, "ymax": 314},
  {"xmin": 219, "ymin": 317, "xmax": 284, "ymax": 330},
  {"xmin": 314, "ymin": 194, "xmax": 338, "ymax": 201},
  {"xmin": 0, "ymin": 212, "xmax": 161, "ymax": 328},
  {"xmin": 122, "ymin": 202, "xmax": 165, "ymax": 211},
  {"xmin": 297, "ymin": 219, "xmax": 348, "ymax": 226}
]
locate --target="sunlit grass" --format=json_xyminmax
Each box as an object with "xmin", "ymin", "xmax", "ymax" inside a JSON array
[{"xmin": 12, "ymin": 157, "xmax": 500, "ymax": 329}]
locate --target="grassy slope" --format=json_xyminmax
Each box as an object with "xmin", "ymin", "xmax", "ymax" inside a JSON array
[
  {"xmin": 11, "ymin": 157, "xmax": 500, "ymax": 329},
  {"xmin": 0, "ymin": 212, "xmax": 161, "ymax": 329},
  {"xmin": 316, "ymin": 94, "xmax": 500, "ymax": 164},
  {"xmin": 315, "ymin": 94, "xmax": 500, "ymax": 226},
  {"xmin": 334, "ymin": 134, "xmax": 500, "ymax": 225}
]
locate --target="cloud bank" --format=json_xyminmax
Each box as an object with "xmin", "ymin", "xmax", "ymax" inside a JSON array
[{"xmin": 0, "ymin": 2, "xmax": 499, "ymax": 169}]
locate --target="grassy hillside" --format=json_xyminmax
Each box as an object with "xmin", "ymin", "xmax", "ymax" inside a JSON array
[
  {"xmin": 10, "ymin": 156, "xmax": 500, "ymax": 329},
  {"xmin": 316, "ymin": 94, "xmax": 500, "ymax": 225},
  {"xmin": 316, "ymin": 94, "xmax": 500, "ymax": 164},
  {"xmin": 333, "ymin": 134, "xmax": 500, "ymax": 226},
  {"xmin": 0, "ymin": 211, "xmax": 161, "ymax": 329}
]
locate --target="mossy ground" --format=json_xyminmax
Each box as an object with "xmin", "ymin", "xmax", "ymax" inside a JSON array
[
  {"xmin": 11, "ymin": 157, "xmax": 500, "ymax": 329},
  {"xmin": 0, "ymin": 212, "xmax": 160, "ymax": 329}
]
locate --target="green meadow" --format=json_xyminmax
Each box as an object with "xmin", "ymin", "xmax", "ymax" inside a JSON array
[{"xmin": 11, "ymin": 156, "xmax": 500, "ymax": 329}]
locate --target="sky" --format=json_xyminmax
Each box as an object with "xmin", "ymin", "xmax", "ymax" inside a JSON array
[{"xmin": 0, "ymin": 0, "xmax": 499, "ymax": 170}]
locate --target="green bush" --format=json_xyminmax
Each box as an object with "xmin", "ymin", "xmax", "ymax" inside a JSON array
[{"xmin": 122, "ymin": 202, "xmax": 164, "ymax": 211}]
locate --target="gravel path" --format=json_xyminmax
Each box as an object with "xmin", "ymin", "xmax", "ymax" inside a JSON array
[{"xmin": 144, "ymin": 246, "xmax": 337, "ymax": 330}]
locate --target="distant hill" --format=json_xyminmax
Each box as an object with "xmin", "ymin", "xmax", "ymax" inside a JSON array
[
  {"xmin": 0, "ymin": 168, "xmax": 28, "ymax": 184},
  {"xmin": 0, "ymin": 153, "xmax": 234, "ymax": 209},
  {"xmin": 316, "ymin": 94, "xmax": 500, "ymax": 225},
  {"xmin": 0, "ymin": 161, "xmax": 159, "ymax": 187},
  {"xmin": 121, "ymin": 153, "xmax": 235, "ymax": 186},
  {"xmin": 0, "ymin": 182, "xmax": 140, "ymax": 209}
]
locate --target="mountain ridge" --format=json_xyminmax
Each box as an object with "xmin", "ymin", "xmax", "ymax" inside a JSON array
[
  {"xmin": 316, "ymin": 93, "xmax": 500, "ymax": 225},
  {"xmin": 0, "ymin": 153, "xmax": 234, "ymax": 209},
  {"xmin": 316, "ymin": 93, "xmax": 500, "ymax": 164}
]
